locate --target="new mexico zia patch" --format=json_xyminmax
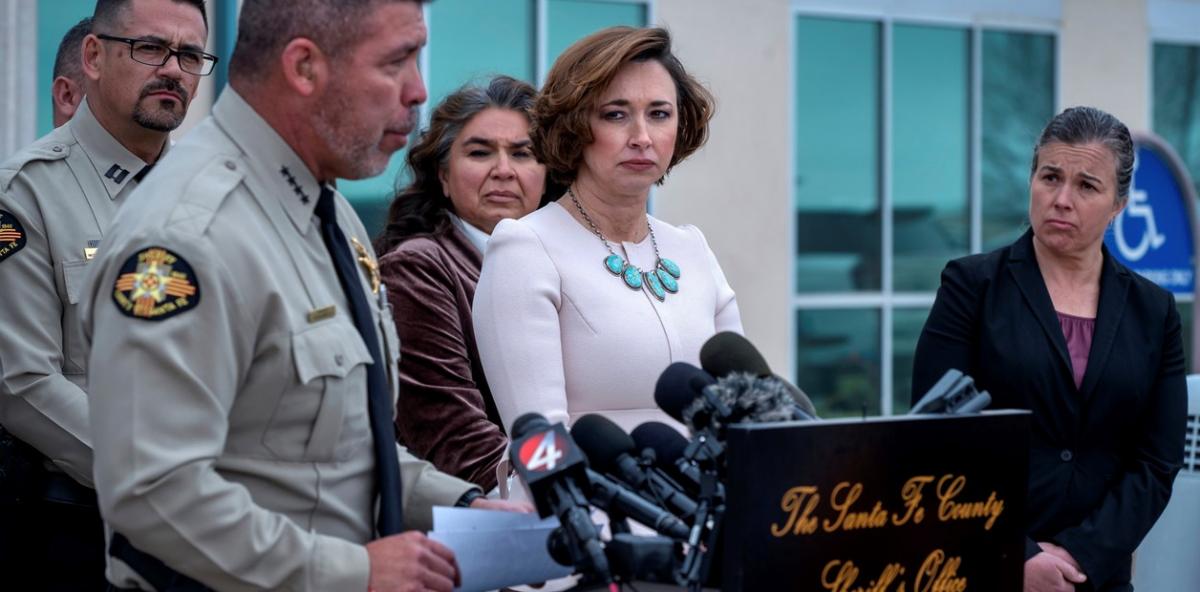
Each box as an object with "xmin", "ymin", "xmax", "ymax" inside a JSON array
[
  {"xmin": 0, "ymin": 210, "xmax": 27, "ymax": 263},
  {"xmin": 112, "ymin": 246, "xmax": 200, "ymax": 321}
]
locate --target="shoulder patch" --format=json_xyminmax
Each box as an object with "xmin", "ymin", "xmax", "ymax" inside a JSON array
[
  {"xmin": 112, "ymin": 247, "xmax": 201, "ymax": 321},
  {"xmin": 0, "ymin": 210, "xmax": 28, "ymax": 263}
]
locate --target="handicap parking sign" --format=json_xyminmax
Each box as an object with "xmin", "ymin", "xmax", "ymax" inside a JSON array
[{"xmin": 1104, "ymin": 134, "xmax": 1198, "ymax": 295}]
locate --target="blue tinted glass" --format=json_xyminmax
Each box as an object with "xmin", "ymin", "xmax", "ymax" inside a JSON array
[
  {"xmin": 981, "ymin": 30, "xmax": 1055, "ymax": 251},
  {"xmin": 547, "ymin": 0, "xmax": 647, "ymax": 70},
  {"xmin": 1153, "ymin": 42, "xmax": 1200, "ymax": 203},
  {"xmin": 892, "ymin": 25, "xmax": 969, "ymax": 291},
  {"xmin": 429, "ymin": 0, "xmax": 535, "ymax": 106},
  {"xmin": 795, "ymin": 17, "xmax": 881, "ymax": 293},
  {"xmin": 892, "ymin": 306, "xmax": 931, "ymax": 414},
  {"xmin": 796, "ymin": 308, "xmax": 881, "ymax": 418}
]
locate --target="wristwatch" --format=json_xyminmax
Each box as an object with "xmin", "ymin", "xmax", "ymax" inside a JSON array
[{"xmin": 455, "ymin": 488, "xmax": 485, "ymax": 508}]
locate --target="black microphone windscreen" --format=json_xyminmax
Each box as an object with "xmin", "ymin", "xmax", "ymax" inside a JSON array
[
  {"xmin": 631, "ymin": 422, "xmax": 689, "ymax": 466},
  {"xmin": 511, "ymin": 412, "xmax": 551, "ymax": 439},
  {"xmin": 654, "ymin": 362, "xmax": 715, "ymax": 422},
  {"xmin": 688, "ymin": 373, "xmax": 797, "ymax": 430},
  {"xmin": 570, "ymin": 415, "xmax": 636, "ymax": 474},
  {"xmin": 699, "ymin": 332, "xmax": 772, "ymax": 378}
]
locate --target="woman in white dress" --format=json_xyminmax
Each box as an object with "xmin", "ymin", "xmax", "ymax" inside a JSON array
[{"xmin": 473, "ymin": 26, "xmax": 743, "ymax": 447}]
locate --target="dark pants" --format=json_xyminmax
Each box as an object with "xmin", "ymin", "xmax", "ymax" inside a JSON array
[
  {"xmin": 0, "ymin": 484, "xmax": 108, "ymax": 591},
  {"xmin": 0, "ymin": 428, "xmax": 107, "ymax": 591}
]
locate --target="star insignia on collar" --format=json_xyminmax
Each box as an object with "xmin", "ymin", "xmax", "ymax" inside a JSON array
[{"xmin": 280, "ymin": 166, "xmax": 310, "ymax": 204}]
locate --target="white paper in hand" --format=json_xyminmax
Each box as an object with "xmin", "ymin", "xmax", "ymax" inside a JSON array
[{"xmin": 431, "ymin": 507, "xmax": 574, "ymax": 592}]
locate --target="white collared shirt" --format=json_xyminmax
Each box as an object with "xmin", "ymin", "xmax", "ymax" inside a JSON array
[{"xmin": 448, "ymin": 212, "xmax": 490, "ymax": 256}]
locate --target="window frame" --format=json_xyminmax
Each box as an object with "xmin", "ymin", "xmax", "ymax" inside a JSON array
[{"xmin": 790, "ymin": 2, "xmax": 1059, "ymax": 415}]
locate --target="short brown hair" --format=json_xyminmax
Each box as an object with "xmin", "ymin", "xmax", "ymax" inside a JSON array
[{"xmin": 531, "ymin": 26, "xmax": 714, "ymax": 185}]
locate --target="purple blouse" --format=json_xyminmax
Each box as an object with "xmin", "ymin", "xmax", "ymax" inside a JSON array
[{"xmin": 1057, "ymin": 311, "xmax": 1096, "ymax": 389}]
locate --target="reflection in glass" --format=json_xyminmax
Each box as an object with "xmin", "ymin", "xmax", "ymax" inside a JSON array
[
  {"xmin": 796, "ymin": 309, "xmax": 880, "ymax": 418},
  {"xmin": 1153, "ymin": 43, "xmax": 1200, "ymax": 206},
  {"xmin": 547, "ymin": 0, "xmax": 646, "ymax": 69},
  {"xmin": 893, "ymin": 25, "xmax": 970, "ymax": 292},
  {"xmin": 795, "ymin": 18, "xmax": 881, "ymax": 293},
  {"xmin": 981, "ymin": 30, "xmax": 1055, "ymax": 252},
  {"xmin": 892, "ymin": 307, "xmax": 932, "ymax": 414}
]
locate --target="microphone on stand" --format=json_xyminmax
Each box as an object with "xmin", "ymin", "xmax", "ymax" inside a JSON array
[
  {"xmin": 509, "ymin": 413, "xmax": 611, "ymax": 584},
  {"xmin": 631, "ymin": 421, "xmax": 702, "ymax": 495},
  {"xmin": 910, "ymin": 369, "xmax": 991, "ymax": 415},
  {"xmin": 572, "ymin": 414, "xmax": 699, "ymax": 522},
  {"xmin": 700, "ymin": 331, "xmax": 819, "ymax": 419}
]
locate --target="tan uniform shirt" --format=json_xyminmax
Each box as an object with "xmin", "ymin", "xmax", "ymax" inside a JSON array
[
  {"xmin": 0, "ymin": 99, "xmax": 157, "ymax": 487},
  {"xmin": 82, "ymin": 89, "xmax": 474, "ymax": 591}
]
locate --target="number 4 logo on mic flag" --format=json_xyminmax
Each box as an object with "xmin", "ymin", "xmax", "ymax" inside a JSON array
[{"xmin": 519, "ymin": 431, "xmax": 566, "ymax": 472}]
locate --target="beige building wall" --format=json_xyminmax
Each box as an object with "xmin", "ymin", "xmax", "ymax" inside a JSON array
[
  {"xmin": 653, "ymin": 0, "xmax": 795, "ymax": 374},
  {"xmin": 1060, "ymin": 0, "xmax": 1150, "ymax": 129}
]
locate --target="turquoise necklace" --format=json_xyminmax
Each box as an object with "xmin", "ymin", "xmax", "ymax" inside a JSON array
[{"xmin": 568, "ymin": 187, "xmax": 681, "ymax": 301}]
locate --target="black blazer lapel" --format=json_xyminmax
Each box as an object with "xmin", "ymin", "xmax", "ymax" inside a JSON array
[
  {"xmin": 1006, "ymin": 230, "xmax": 1075, "ymax": 381},
  {"xmin": 1078, "ymin": 245, "xmax": 1131, "ymax": 400}
]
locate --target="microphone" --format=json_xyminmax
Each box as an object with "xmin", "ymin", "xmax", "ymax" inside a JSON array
[
  {"xmin": 655, "ymin": 362, "xmax": 727, "ymax": 431},
  {"xmin": 509, "ymin": 413, "xmax": 610, "ymax": 581},
  {"xmin": 692, "ymin": 372, "xmax": 814, "ymax": 429},
  {"xmin": 631, "ymin": 421, "xmax": 699, "ymax": 491},
  {"xmin": 699, "ymin": 331, "xmax": 773, "ymax": 377},
  {"xmin": 652, "ymin": 362, "xmax": 727, "ymax": 476},
  {"xmin": 571, "ymin": 414, "xmax": 699, "ymax": 521},
  {"xmin": 585, "ymin": 468, "xmax": 691, "ymax": 540},
  {"xmin": 910, "ymin": 369, "xmax": 992, "ymax": 415},
  {"xmin": 699, "ymin": 331, "xmax": 818, "ymax": 419}
]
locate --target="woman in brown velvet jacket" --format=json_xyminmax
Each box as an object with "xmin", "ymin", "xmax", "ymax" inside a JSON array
[{"xmin": 375, "ymin": 76, "xmax": 557, "ymax": 491}]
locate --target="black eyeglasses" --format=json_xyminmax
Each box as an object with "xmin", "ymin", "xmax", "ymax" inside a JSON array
[{"xmin": 96, "ymin": 34, "xmax": 219, "ymax": 76}]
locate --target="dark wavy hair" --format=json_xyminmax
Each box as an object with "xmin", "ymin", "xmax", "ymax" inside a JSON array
[{"xmin": 375, "ymin": 75, "xmax": 560, "ymax": 254}]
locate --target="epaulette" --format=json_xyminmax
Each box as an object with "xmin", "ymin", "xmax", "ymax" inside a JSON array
[
  {"xmin": 163, "ymin": 155, "xmax": 246, "ymax": 237},
  {"xmin": 0, "ymin": 131, "xmax": 73, "ymax": 192}
]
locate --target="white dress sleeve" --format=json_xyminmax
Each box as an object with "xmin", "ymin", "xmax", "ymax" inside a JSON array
[
  {"xmin": 686, "ymin": 224, "xmax": 743, "ymax": 334},
  {"xmin": 473, "ymin": 218, "xmax": 570, "ymax": 433}
]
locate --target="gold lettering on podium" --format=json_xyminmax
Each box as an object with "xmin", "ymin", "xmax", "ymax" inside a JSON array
[{"xmin": 770, "ymin": 485, "xmax": 820, "ymax": 536}]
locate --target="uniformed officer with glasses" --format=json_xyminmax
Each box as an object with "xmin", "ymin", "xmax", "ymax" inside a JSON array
[{"xmin": 0, "ymin": 0, "xmax": 212, "ymax": 588}]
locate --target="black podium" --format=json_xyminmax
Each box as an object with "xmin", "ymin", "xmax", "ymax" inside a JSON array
[{"xmin": 721, "ymin": 410, "xmax": 1030, "ymax": 591}]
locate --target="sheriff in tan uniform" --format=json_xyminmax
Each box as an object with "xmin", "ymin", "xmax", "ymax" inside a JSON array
[
  {"xmin": 82, "ymin": 87, "xmax": 477, "ymax": 591},
  {"xmin": 0, "ymin": 98, "xmax": 159, "ymax": 488}
]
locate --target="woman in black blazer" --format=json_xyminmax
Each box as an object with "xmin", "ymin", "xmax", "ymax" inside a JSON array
[{"xmin": 912, "ymin": 107, "xmax": 1186, "ymax": 592}]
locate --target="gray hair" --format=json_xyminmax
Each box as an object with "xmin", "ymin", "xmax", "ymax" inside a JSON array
[
  {"xmin": 1030, "ymin": 106, "xmax": 1135, "ymax": 205},
  {"xmin": 228, "ymin": 0, "xmax": 427, "ymax": 81}
]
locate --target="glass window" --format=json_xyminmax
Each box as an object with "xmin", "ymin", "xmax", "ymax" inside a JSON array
[
  {"xmin": 892, "ymin": 25, "xmax": 970, "ymax": 292},
  {"xmin": 546, "ymin": 0, "xmax": 647, "ymax": 70},
  {"xmin": 892, "ymin": 307, "xmax": 932, "ymax": 414},
  {"xmin": 37, "ymin": 0, "xmax": 95, "ymax": 136},
  {"xmin": 794, "ymin": 17, "xmax": 881, "ymax": 293},
  {"xmin": 981, "ymin": 30, "xmax": 1055, "ymax": 252},
  {"xmin": 428, "ymin": 0, "xmax": 535, "ymax": 106},
  {"xmin": 1153, "ymin": 42, "xmax": 1200, "ymax": 203},
  {"xmin": 796, "ymin": 309, "xmax": 881, "ymax": 418}
]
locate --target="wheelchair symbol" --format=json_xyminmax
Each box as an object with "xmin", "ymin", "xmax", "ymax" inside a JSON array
[{"xmin": 1113, "ymin": 186, "xmax": 1166, "ymax": 262}]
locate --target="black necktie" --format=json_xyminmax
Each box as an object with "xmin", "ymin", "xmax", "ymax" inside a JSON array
[{"xmin": 314, "ymin": 186, "xmax": 404, "ymax": 536}]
